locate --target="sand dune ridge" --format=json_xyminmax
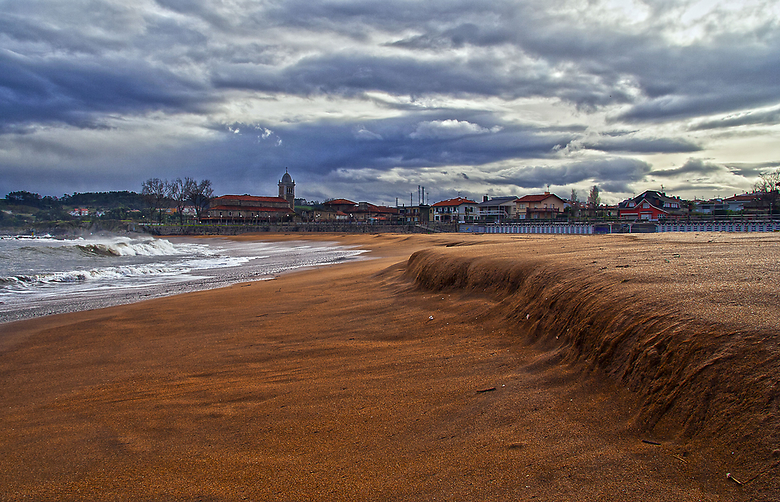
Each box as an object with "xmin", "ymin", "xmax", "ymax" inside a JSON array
[{"xmin": 405, "ymin": 241, "xmax": 780, "ymax": 483}]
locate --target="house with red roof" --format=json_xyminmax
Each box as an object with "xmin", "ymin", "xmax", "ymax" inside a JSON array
[
  {"xmin": 316, "ymin": 199, "xmax": 399, "ymax": 223},
  {"xmin": 323, "ymin": 199, "xmax": 358, "ymax": 213},
  {"xmin": 352, "ymin": 202, "xmax": 399, "ymax": 223},
  {"xmin": 617, "ymin": 191, "xmax": 687, "ymax": 221},
  {"xmin": 206, "ymin": 195, "xmax": 294, "ymax": 222},
  {"xmin": 69, "ymin": 208, "xmax": 90, "ymax": 217},
  {"xmin": 431, "ymin": 197, "xmax": 478, "ymax": 223},
  {"xmin": 723, "ymin": 192, "xmax": 766, "ymax": 214},
  {"xmin": 515, "ymin": 192, "xmax": 565, "ymax": 220}
]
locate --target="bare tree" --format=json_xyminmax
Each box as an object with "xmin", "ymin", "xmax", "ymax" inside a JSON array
[
  {"xmin": 167, "ymin": 178, "xmax": 188, "ymax": 225},
  {"xmin": 183, "ymin": 178, "xmax": 213, "ymax": 223},
  {"xmin": 753, "ymin": 169, "xmax": 780, "ymax": 215},
  {"xmin": 141, "ymin": 178, "xmax": 168, "ymax": 223}
]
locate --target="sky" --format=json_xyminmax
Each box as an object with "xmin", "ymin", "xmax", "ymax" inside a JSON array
[{"xmin": 1, "ymin": 0, "xmax": 779, "ymax": 205}]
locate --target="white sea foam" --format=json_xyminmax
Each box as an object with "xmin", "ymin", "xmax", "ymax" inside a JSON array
[
  {"xmin": 78, "ymin": 239, "xmax": 179, "ymax": 257},
  {"xmin": 0, "ymin": 235, "xmax": 367, "ymax": 323}
]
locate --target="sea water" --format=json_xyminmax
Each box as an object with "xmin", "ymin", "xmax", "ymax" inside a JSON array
[{"xmin": 0, "ymin": 234, "xmax": 367, "ymax": 323}]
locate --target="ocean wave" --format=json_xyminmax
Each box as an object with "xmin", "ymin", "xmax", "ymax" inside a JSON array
[
  {"xmin": 78, "ymin": 237, "xmax": 193, "ymax": 257},
  {"xmin": 0, "ymin": 254, "xmax": 254, "ymax": 291},
  {"xmin": 1, "ymin": 264, "xmax": 188, "ymax": 289},
  {"xmin": 7, "ymin": 236, "xmax": 206, "ymax": 259},
  {"xmin": 0, "ymin": 238, "xmax": 367, "ymax": 316}
]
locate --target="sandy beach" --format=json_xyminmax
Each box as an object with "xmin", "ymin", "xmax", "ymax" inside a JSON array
[{"xmin": 1, "ymin": 232, "xmax": 778, "ymax": 501}]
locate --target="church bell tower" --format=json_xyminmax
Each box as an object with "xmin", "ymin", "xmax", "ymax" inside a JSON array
[{"xmin": 278, "ymin": 168, "xmax": 295, "ymax": 208}]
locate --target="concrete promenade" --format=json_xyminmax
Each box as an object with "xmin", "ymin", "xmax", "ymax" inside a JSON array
[{"xmin": 461, "ymin": 220, "xmax": 780, "ymax": 234}]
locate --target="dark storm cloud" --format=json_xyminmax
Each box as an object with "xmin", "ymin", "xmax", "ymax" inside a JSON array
[
  {"xmin": 611, "ymin": 41, "xmax": 780, "ymax": 123},
  {"xmin": 0, "ymin": 14, "xmax": 122, "ymax": 55},
  {"xmin": 210, "ymin": 114, "xmax": 572, "ymax": 178},
  {"xmin": 5, "ymin": 0, "xmax": 778, "ymax": 126},
  {"xmin": 488, "ymin": 157, "xmax": 651, "ymax": 192},
  {"xmin": 725, "ymin": 161, "xmax": 780, "ymax": 179},
  {"xmin": 198, "ymin": 1, "xmax": 629, "ymax": 108},
  {"xmin": 649, "ymin": 158, "xmax": 724, "ymax": 178},
  {"xmin": 0, "ymin": 50, "xmax": 213, "ymax": 131},
  {"xmin": 581, "ymin": 136, "xmax": 701, "ymax": 154},
  {"xmin": 661, "ymin": 182, "xmax": 730, "ymax": 194},
  {"xmin": 210, "ymin": 52, "xmax": 610, "ymax": 104},
  {"xmin": 201, "ymin": 0, "xmax": 780, "ymax": 121}
]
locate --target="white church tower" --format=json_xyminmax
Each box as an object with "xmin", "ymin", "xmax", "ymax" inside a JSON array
[{"xmin": 278, "ymin": 168, "xmax": 295, "ymax": 208}]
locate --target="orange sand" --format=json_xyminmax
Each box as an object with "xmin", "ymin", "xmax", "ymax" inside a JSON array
[{"xmin": 1, "ymin": 232, "xmax": 777, "ymax": 501}]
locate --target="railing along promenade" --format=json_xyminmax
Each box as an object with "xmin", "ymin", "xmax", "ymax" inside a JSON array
[
  {"xmin": 461, "ymin": 218, "xmax": 780, "ymax": 234},
  {"xmin": 137, "ymin": 217, "xmax": 780, "ymax": 236}
]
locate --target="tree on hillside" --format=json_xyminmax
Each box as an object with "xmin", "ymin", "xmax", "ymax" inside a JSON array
[
  {"xmin": 6, "ymin": 191, "xmax": 44, "ymax": 208},
  {"xmin": 183, "ymin": 177, "xmax": 213, "ymax": 223},
  {"xmin": 753, "ymin": 169, "xmax": 780, "ymax": 214},
  {"xmin": 61, "ymin": 191, "xmax": 145, "ymax": 209},
  {"xmin": 141, "ymin": 178, "xmax": 168, "ymax": 223}
]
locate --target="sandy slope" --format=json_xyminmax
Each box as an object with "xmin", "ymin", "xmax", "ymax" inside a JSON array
[{"xmin": 0, "ymin": 232, "xmax": 777, "ymax": 501}]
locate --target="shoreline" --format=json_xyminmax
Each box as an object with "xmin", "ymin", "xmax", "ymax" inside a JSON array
[
  {"xmin": 0, "ymin": 236, "xmax": 369, "ymax": 324},
  {"xmin": 1, "ymin": 232, "xmax": 777, "ymax": 500}
]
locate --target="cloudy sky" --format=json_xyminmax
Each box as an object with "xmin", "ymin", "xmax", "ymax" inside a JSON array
[{"xmin": 1, "ymin": 0, "xmax": 779, "ymax": 205}]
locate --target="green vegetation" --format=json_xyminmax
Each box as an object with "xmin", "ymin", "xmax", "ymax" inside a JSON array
[
  {"xmin": 0, "ymin": 190, "xmax": 149, "ymax": 233},
  {"xmin": 2, "ymin": 178, "xmax": 215, "ymax": 233}
]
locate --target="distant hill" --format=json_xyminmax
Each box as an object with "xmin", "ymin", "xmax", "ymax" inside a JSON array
[
  {"xmin": 3, "ymin": 190, "xmax": 146, "ymax": 211},
  {"xmin": 60, "ymin": 191, "xmax": 146, "ymax": 209}
]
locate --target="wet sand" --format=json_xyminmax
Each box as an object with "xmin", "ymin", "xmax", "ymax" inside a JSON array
[{"xmin": 1, "ymin": 232, "xmax": 777, "ymax": 501}]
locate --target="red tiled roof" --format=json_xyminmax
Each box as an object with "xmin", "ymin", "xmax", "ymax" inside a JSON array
[
  {"xmin": 210, "ymin": 205, "xmax": 292, "ymax": 213},
  {"xmin": 372, "ymin": 206, "xmax": 399, "ymax": 214},
  {"xmin": 324, "ymin": 199, "xmax": 357, "ymax": 206},
  {"xmin": 516, "ymin": 193, "xmax": 562, "ymax": 203},
  {"xmin": 213, "ymin": 195, "xmax": 288, "ymax": 203},
  {"xmin": 724, "ymin": 193, "xmax": 759, "ymax": 202},
  {"xmin": 351, "ymin": 204, "xmax": 398, "ymax": 214},
  {"xmin": 432, "ymin": 197, "xmax": 477, "ymax": 207}
]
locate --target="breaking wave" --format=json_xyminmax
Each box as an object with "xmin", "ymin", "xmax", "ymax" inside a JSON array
[{"xmin": 75, "ymin": 238, "xmax": 185, "ymax": 257}]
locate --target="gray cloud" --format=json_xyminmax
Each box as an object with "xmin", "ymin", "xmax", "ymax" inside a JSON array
[
  {"xmin": 649, "ymin": 158, "xmax": 724, "ymax": 178},
  {"xmin": 209, "ymin": 114, "xmax": 571, "ymax": 178},
  {"xmin": 581, "ymin": 136, "xmax": 702, "ymax": 154},
  {"xmin": 0, "ymin": 50, "xmax": 214, "ymax": 131},
  {"xmin": 486, "ymin": 157, "xmax": 651, "ymax": 192},
  {"xmin": 0, "ymin": 0, "xmax": 777, "ymax": 202},
  {"xmin": 725, "ymin": 161, "xmax": 780, "ymax": 179},
  {"xmin": 690, "ymin": 107, "xmax": 780, "ymax": 131}
]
